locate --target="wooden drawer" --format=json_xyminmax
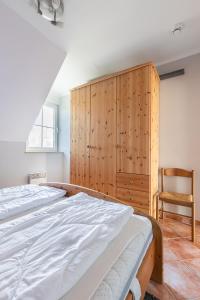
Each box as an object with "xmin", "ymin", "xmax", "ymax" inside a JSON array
[
  {"xmin": 134, "ymin": 206, "xmax": 150, "ymax": 215},
  {"xmin": 116, "ymin": 187, "xmax": 149, "ymax": 210},
  {"xmin": 116, "ymin": 173, "xmax": 149, "ymax": 192}
]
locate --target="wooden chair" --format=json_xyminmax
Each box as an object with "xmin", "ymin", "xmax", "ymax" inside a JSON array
[{"xmin": 156, "ymin": 168, "xmax": 195, "ymax": 242}]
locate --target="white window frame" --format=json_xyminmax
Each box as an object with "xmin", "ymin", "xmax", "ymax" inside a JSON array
[{"xmin": 26, "ymin": 103, "xmax": 58, "ymax": 153}]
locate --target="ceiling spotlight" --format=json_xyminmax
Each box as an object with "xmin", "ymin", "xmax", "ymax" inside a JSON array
[
  {"xmin": 33, "ymin": 0, "xmax": 64, "ymax": 27},
  {"xmin": 172, "ymin": 23, "xmax": 185, "ymax": 35}
]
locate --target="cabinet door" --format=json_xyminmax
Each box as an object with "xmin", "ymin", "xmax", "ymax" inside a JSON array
[
  {"xmin": 70, "ymin": 86, "xmax": 90, "ymax": 187},
  {"xmin": 90, "ymin": 78, "xmax": 116, "ymax": 196},
  {"xmin": 117, "ymin": 66, "xmax": 150, "ymax": 175}
]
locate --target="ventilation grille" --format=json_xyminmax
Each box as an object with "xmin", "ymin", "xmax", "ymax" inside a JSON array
[{"xmin": 159, "ymin": 69, "xmax": 185, "ymax": 80}]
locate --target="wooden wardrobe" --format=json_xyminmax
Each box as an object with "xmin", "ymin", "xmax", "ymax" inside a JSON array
[{"xmin": 70, "ymin": 62, "xmax": 159, "ymax": 217}]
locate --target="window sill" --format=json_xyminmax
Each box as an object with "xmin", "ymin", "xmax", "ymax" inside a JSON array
[{"xmin": 25, "ymin": 150, "xmax": 64, "ymax": 154}]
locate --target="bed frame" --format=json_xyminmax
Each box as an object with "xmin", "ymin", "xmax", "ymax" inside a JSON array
[{"xmin": 43, "ymin": 183, "xmax": 163, "ymax": 300}]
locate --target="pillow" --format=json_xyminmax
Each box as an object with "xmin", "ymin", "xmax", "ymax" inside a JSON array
[{"xmin": 0, "ymin": 184, "xmax": 66, "ymax": 220}]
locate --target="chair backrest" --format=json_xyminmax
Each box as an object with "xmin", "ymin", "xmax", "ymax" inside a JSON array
[{"xmin": 161, "ymin": 168, "xmax": 195, "ymax": 196}]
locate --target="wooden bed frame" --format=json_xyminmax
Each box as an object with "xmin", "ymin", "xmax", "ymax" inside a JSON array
[{"xmin": 43, "ymin": 183, "xmax": 163, "ymax": 300}]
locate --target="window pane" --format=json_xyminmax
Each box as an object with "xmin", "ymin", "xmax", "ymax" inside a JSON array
[
  {"xmin": 27, "ymin": 125, "xmax": 42, "ymax": 148},
  {"xmin": 34, "ymin": 110, "xmax": 42, "ymax": 126},
  {"xmin": 43, "ymin": 127, "xmax": 54, "ymax": 148},
  {"xmin": 43, "ymin": 106, "xmax": 54, "ymax": 127}
]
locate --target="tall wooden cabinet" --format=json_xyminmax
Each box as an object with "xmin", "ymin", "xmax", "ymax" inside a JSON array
[{"xmin": 70, "ymin": 63, "xmax": 159, "ymax": 217}]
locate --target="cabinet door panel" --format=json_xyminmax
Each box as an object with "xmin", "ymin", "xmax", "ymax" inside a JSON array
[
  {"xmin": 117, "ymin": 66, "xmax": 150, "ymax": 175},
  {"xmin": 70, "ymin": 86, "xmax": 90, "ymax": 187},
  {"xmin": 90, "ymin": 78, "xmax": 116, "ymax": 196}
]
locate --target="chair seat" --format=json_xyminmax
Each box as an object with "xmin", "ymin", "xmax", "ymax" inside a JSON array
[{"xmin": 159, "ymin": 191, "xmax": 193, "ymax": 204}]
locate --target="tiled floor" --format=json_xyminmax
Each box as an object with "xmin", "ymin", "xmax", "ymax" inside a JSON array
[{"xmin": 147, "ymin": 217, "xmax": 200, "ymax": 300}]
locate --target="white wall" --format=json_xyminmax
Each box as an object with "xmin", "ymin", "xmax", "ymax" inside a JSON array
[
  {"xmin": 0, "ymin": 141, "xmax": 64, "ymax": 188},
  {"xmin": 0, "ymin": 2, "xmax": 65, "ymax": 142},
  {"xmin": 58, "ymin": 96, "xmax": 71, "ymax": 182},
  {"xmin": 0, "ymin": 3, "xmax": 66, "ymax": 188},
  {"xmin": 45, "ymin": 95, "xmax": 71, "ymax": 183},
  {"xmin": 158, "ymin": 53, "xmax": 200, "ymax": 220}
]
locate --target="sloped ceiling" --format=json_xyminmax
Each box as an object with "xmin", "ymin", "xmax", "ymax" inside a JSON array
[
  {"xmin": 0, "ymin": 2, "xmax": 65, "ymax": 142},
  {"xmin": 2, "ymin": 0, "xmax": 200, "ymax": 100}
]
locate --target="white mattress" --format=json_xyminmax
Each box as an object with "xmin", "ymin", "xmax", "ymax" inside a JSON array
[
  {"xmin": 92, "ymin": 220, "xmax": 152, "ymax": 300},
  {"xmin": 61, "ymin": 215, "xmax": 152, "ymax": 300}
]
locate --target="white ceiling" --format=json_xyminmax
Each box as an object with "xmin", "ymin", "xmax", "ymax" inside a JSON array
[{"xmin": 2, "ymin": 0, "xmax": 200, "ymax": 98}]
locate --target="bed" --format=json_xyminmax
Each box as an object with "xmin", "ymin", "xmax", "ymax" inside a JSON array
[{"xmin": 0, "ymin": 183, "xmax": 163, "ymax": 300}]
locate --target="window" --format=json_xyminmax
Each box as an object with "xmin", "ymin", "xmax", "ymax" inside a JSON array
[{"xmin": 26, "ymin": 104, "xmax": 58, "ymax": 152}]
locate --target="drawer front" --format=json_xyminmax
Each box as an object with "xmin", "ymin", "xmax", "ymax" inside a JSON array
[
  {"xmin": 133, "ymin": 206, "xmax": 150, "ymax": 215},
  {"xmin": 116, "ymin": 173, "xmax": 149, "ymax": 192},
  {"xmin": 116, "ymin": 187, "xmax": 149, "ymax": 210}
]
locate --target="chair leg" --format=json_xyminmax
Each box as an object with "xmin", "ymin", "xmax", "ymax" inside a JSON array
[
  {"xmin": 192, "ymin": 203, "xmax": 195, "ymax": 243},
  {"xmin": 156, "ymin": 195, "xmax": 159, "ymax": 221},
  {"xmin": 160, "ymin": 201, "xmax": 164, "ymax": 219}
]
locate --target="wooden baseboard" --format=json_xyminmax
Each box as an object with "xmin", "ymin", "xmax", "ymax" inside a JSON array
[{"xmin": 159, "ymin": 210, "xmax": 200, "ymax": 225}]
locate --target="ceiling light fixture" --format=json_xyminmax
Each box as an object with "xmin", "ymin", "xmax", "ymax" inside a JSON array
[
  {"xmin": 32, "ymin": 0, "xmax": 64, "ymax": 27},
  {"xmin": 172, "ymin": 23, "xmax": 185, "ymax": 35}
]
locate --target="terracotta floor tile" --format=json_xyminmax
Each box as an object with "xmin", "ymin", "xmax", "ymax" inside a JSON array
[
  {"xmin": 173, "ymin": 223, "xmax": 200, "ymax": 240},
  {"xmin": 160, "ymin": 218, "xmax": 200, "ymax": 239},
  {"xmin": 164, "ymin": 247, "xmax": 179, "ymax": 262},
  {"xmin": 195, "ymin": 236, "xmax": 200, "ymax": 246},
  {"xmin": 183, "ymin": 258, "xmax": 200, "ymax": 278},
  {"xmin": 164, "ymin": 261, "xmax": 200, "ymax": 299},
  {"xmin": 148, "ymin": 218, "xmax": 200, "ymax": 300},
  {"xmin": 147, "ymin": 281, "xmax": 176, "ymax": 300},
  {"xmin": 161, "ymin": 223, "xmax": 181, "ymax": 239},
  {"xmin": 173, "ymin": 223, "xmax": 193, "ymax": 239},
  {"xmin": 163, "ymin": 239, "xmax": 179, "ymax": 262},
  {"xmin": 159, "ymin": 218, "xmax": 178, "ymax": 227},
  {"xmin": 166, "ymin": 238, "xmax": 200, "ymax": 260}
]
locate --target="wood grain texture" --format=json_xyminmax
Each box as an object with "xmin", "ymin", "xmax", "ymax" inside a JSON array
[
  {"xmin": 137, "ymin": 239, "xmax": 156, "ymax": 299},
  {"xmin": 116, "ymin": 173, "xmax": 149, "ymax": 192},
  {"xmin": 70, "ymin": 62, "xmax": 159, "ymax": 217},
  {"xmin": 71, "ymin": 62, "xmax": 152, "ymax": 91},
  {"xmin": 90, "ymin": 78, "xmax": 116, "ymax": 196},
  {"xmin": 70, "ymin": 86, "xmax": 90, "ymax": 187},
  {"xmin": 158, "ymin": 167, "xmax": 195, "ymax": 242},
  {"xmin": 163, "ymin": 167, "xmax": 193, "ymax": 178},
  {"xmin": 116, "ymin": 187, "xmax": 149, "ymax": 211},
  {"xmin": 150, "ymin": 66, "xmax": 160, "ymax": 217},
  {"xmin": 117, "ymin": 66, "xmax": 150, "ymax": 175}
]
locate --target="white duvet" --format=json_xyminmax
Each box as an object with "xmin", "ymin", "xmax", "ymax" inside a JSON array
[
  {"xmin": 0, "ymin": 184, "xmax": 66, "ymax": 220},
  {"xmin": 0, "ymin": 192, "xmax": 133, "ymax": 300}
]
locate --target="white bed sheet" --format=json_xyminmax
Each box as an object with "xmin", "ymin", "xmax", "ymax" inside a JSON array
[
  {"xmin": 60, "ymin": 215, "xmax": 152, "ymax": 300},
  {"xmin": 0, "ymin": 184, "xmax": 66, "ymax": 221},
  {"xmin": 93, "ymin": 224, "xmax": 153, "ymax": 300},
  {"xmin": 0, "ymin": 192, "xmax": 133, "ymax": 300}
]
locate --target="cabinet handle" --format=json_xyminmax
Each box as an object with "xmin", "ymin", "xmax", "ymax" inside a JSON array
[
  {"xmin": 88, "ymin": 145, "xmax": 101, "ymax": 149},
  {"xmin": 116, "ymin": 144, "xmax": 122, "ymax": 149}
]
